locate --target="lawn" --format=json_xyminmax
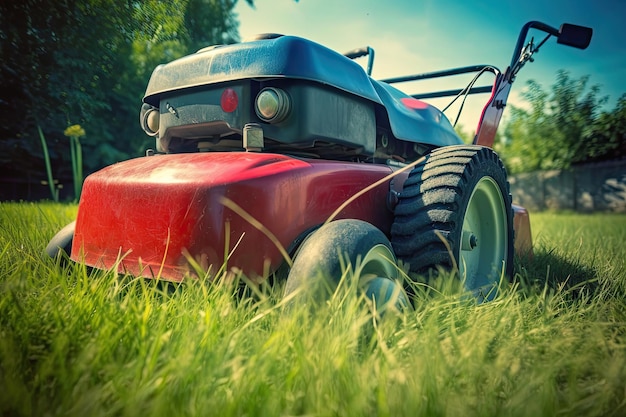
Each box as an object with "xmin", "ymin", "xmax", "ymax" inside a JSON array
[{"xmin": 1, "ymin": 202, "xmax": 625, "ymax": 417}]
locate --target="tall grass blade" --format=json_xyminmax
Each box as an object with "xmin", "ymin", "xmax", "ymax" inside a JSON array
[{"xmin": 36, "ymin": 125, "xmax": 58, "ymax": 202}]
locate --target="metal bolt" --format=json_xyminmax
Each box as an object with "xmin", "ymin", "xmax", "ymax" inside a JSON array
[{"xmin": 462, "ymin": 230, "xmax": 479, "ymax": 251}]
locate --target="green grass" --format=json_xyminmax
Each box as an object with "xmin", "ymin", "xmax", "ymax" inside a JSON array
[{"xmin": 1, "ymin": 202, "xmax": 625, "ymax": 417}]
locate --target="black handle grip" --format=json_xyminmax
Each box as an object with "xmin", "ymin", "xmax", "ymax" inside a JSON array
[{"xmin": 344, "ymin": 47, "xmax": 370, "ymax": 59}]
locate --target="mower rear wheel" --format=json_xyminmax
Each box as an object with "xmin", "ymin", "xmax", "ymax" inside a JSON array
[
  {"xmin": 391, "ymin": 145, "xmax": 513, "ymax": 301},
  {"xmin": 284, "ymin": 219, "xmax": 408, "ymax": 310}
]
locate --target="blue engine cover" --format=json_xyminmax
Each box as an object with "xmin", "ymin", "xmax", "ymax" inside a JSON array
[{"xmin": 144, "ymin": 35, "xmax": 462, "ymax": 148}]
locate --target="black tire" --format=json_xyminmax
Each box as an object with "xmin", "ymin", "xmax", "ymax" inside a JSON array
[
  {"xmin": 44, "ymin": 221, "xmax": 75, "ymax": 259},
  {"xmin": 391, "ymin": 145, "xmax": 514, "ymax": 301},
  {"xmin": 285, "ymin": 219, "xmax": 408, "ymax": 309}
]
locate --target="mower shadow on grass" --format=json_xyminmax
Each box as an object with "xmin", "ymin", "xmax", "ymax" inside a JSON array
[{"xmin": 514, "ymin": 250, "xmax": 600, "ymax": 299}]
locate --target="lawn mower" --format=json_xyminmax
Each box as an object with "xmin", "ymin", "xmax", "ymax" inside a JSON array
[{"xmin": 46, "ymin": 20, "xmax": 592, "ymax": 304}]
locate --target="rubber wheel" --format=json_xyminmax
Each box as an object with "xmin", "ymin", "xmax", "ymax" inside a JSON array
[
  {"xmin": 284, "ymin": 219, "xmax": 408, "ymax": 310},
  {"xmin": 391, "ymin": 145, "xmax": 513, "ymax": 301},
  {"xmin": 45, "ymin": 221, "xmax": 76, "ymax": 259}
]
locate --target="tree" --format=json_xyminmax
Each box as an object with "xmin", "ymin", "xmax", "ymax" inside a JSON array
[
  {"xmin": 498, "ymin": 70, "xmax": 612, "ymax": 174},
  {"xmin": 185, "ymin": 0, "xmax": 241, "ymax": 52},
  {"xmin": 583, "ymin": 93, "xmax": 626, "ymax": 162},
  {"xmin": 1, "ymin": 1, "xmax": 145, "ymax": 165},
  {"xmin": 0, "ymin": 0, "xmax": 251, "ymax": 199}
]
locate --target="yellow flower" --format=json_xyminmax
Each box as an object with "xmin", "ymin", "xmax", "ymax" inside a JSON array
[{"xmin": 64, "ymin": 124, "xmax": 86, "ymax": 138}]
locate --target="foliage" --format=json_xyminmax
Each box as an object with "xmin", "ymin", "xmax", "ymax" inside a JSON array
[
  {"xmin": 1, "ymin": 203, "xmax": 625, "ymax": 416},
  {"xmin": 185, "ymin": 0, "xmax": 241, "ymax": 52},
  {"xmin": 0, "ymin": 0, "xmax": 251, "ymax": 199},
  {"xmin": 498, "ymin": 71, "xmax": 625, "ymax": 174},
  {"xmin": 583, "ymin": 94, "xmax": 626, "ymax": 161},
  {"xmin": 454, "ymin": 124, "xmax": 474, "ymax": 144}
]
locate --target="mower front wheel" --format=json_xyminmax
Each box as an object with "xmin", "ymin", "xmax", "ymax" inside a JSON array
[
  {"xmin": 284, "ymin": 219, "xmax": 408, "ymax": 310},
  {"xmin": 45, "ymin": 221, "xmax": 76, "ymax": 259}
]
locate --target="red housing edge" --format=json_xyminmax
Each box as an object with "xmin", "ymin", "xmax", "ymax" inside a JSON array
[{"xmin": 71, "ymin": 152, "xmax": 400, "ymax": 282}]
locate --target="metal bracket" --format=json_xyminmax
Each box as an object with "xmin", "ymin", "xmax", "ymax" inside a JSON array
[
  {"xmin": 243, "ymin": 123, "xmax": 264, "ymax": 152},
  {"xmin": 387, "ymin": 177, "xmax": 400, "ymax": 212}
]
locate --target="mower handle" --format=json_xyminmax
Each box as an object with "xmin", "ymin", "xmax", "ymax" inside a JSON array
[
  {"xmin": 474, "ymin": 20, "xmax": 592, "ymax": 148},
  {"xmin": 344, "ymin": 46, "xmax": 375, "ymax": 76},
  {"xmin": 508, "ymin": 21, "xmax": 592, "ymax": 80}
]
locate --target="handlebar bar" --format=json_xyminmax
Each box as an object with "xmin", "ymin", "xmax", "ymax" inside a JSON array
[{"xmin": 344, "ymin": 46, "xmax": 375, "ymax": 76}]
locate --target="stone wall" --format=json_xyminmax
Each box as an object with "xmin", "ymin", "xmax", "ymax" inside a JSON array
[{"xmin": 509, "ymin": 159, "xmax": 626, "ymax": 213}]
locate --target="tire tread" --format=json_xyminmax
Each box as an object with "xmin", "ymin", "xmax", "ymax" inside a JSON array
[{"xmin": 391, "ymin": 145, "xmax": 513, "ymax": 278}]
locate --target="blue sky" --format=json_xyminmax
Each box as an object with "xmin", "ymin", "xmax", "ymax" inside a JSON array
[{"xmin": 234, "ymin": 0, "xmax": 626, "ymax": 132}]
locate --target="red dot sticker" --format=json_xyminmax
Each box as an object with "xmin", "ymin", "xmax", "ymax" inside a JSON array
[
  {"xmin": 401, "ymin": 97, "xmax": 430, "ymax": 110},
  {"xmin": 220, "ymin": 88, "xmax": 238, "ymax": 113}
]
